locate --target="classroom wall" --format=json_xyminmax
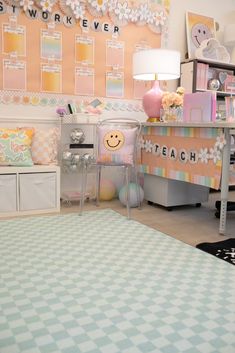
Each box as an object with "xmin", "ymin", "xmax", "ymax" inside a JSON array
[
  {"xmin": 163, "ymin": 0, "xmax": 235, "ymax": 93},
  {"xmin": 168, "ymin": 0, "xmax": 235, "ymax": 58},
  {"xmin": 0, "ymin": 0, "xmax": 164, "ymax": 120},
  {"xmin": 1, "ymin": 0, "xmax": 235, "ymax": 119}
]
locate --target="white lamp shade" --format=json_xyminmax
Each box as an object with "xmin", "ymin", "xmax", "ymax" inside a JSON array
[
  {"xmin": 224, "ymin": 24, "xmax": 235, "ymax": 46},
  {"xmin": 133, "ymin": 49, "xmax": 181, "ymax": 81}
]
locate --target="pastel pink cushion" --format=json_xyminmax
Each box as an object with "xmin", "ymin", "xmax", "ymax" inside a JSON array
[
  {"xmin": 31, "ymin": 128, "xmax": 59, "ymax": 165},
  {"xmin": 97, "ymin": 126, "xmax": 137, "ymax": 165}
]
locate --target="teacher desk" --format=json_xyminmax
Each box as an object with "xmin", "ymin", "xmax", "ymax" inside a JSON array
[{"xmin": 141, "ymin": 121, "xmax": 235, "ymax": 236}]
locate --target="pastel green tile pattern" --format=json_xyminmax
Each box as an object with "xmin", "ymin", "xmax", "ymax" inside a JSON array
[{"xmin": 0, "ymin": 210, "xmax": 234, "ymax": 353}]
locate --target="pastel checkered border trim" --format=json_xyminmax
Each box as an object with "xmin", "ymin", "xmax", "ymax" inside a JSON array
[{"xmin": 0, "ymin": 90, "xmax": 143, "ymax": 112}]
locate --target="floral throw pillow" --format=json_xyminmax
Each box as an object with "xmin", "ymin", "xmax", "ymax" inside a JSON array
[
  {"xmin": 97, "ymin": 126, "xmax": 138, "ymax": 166},
  {"xmin": 0, "ymin": 128, "xmax": 34, "ymax": 166}
]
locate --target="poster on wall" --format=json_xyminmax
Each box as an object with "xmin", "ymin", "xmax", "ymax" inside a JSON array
[
  {"xmin": 41, "ymin": 30, "xmax": 62, "ymax": 60},
  {"xmin": 75, "ymin": 67, "xmax": 94, "ymax": 96},
  {"xmin": 75, "ymin": 35, "xmax": 94, "ymax": 64},
  {"xmin": 106, "ymin": 40, "xmax": 124, "ymax": 68},
  {"xmin": 41, "ymin": 64, "xmax": 61, "ymax": 93},
  {"xmin": 3, "ymin": 59, "xmax": 26, "ymax": 90},
  {"xmin": 186, "ymin": 12, "xmax": 216, "ymax": 59},
  {"xmin": 2, "ymin": 23, "xmax": 26, "ymax": 56},
  {"xmin": 106, "ymin": 71, "xmax": 124, "ymax": 98}
]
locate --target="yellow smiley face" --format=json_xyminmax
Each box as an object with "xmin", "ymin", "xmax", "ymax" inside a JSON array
[{"xmin": 103, "ymin": 130, "xmax": 125, "ymax": 151}]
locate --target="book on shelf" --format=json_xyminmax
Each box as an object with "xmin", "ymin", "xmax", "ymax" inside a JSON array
[{"xmin": 196, "ymin": 63, "xmax": 209, "ymax": 90}]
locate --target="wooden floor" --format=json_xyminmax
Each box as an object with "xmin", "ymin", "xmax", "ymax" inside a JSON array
[{"xmin": 62, "ymin": 189, "xmax": 235, "ymax": 245}]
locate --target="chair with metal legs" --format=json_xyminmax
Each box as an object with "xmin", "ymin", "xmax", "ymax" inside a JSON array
[{"xmin": 79, "ymin": 118, "xmax": 142, "ymax": 219}]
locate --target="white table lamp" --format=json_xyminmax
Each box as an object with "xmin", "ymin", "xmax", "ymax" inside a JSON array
[
  {"xmin": 133, "ymin": 49, "xmax": 180, "ymax": 121},
  {"xmin": 224, "ymin": 24, "xmax": 235, "ymax": 63}
]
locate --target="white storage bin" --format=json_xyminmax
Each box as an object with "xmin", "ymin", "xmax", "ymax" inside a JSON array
[
  {"xmin": 0, "ymin": 174, "xmax": 17, "ymax": 212},
  {"xmin": 19, "ymin": 172, "xmax": 57, "ymax": 211},
  {"xmin": 144, "ymin": 174, "xmax": 209, "ymax": 207}
]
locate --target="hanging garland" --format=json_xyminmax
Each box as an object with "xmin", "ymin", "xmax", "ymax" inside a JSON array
[
  {"xmin": 35, "ymin": 0, "xmax": 56, "ymax": 13},
  {"xmin": 58, "ymin": 0, "xmax": 74, "ymax": 16},
  {"xmin": 20, "ymin": 0, "xmax": 34, "ymax": 11},
  {"xmin": 7, "ymin": 0, "xmax": 169, "ymax": 34},
  {"xmin": 148, "ymin": 7, "xmax": 168, "ymax": 34},
  {"xmin": 86, "ymin": 0, "xmax": 108, "ymax": 17},
  {"xmin": 4, "ymin": 0, "xmax": 20, "ymax": 6}
]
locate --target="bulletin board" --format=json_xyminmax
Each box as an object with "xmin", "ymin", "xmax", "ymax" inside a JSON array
[{"xmin": 0, "ymin": 0, "xmax": 170, "ymax": 105}]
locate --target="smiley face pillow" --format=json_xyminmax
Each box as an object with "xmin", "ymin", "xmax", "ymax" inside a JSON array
[{"xmin": 97, "ymin": 126, "xmax": 138, "ymax": 166}]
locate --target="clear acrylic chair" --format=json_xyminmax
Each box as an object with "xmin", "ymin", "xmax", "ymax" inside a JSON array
[{"xmin": 79, "ymin": 118, "xmax": 142, "ymax": 219}]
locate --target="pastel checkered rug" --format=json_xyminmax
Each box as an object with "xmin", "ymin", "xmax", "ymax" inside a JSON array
[{"xmin": 0, "ymin": 210, "xmax": 234, "ymax": 353}]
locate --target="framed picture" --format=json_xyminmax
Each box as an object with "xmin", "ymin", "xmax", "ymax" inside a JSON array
[
  {"xmin": 186, "ymin": 12, "xmax": 216, "ymax": 59},
  {"xmin": 224, "ymin": 74, "xmax": 235, "ymax": 93}
]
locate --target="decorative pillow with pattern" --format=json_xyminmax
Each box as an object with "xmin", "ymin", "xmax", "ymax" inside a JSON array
[
  {"xmin": 0, "ymin": 128, "xmax": 34, "ymax": 166},
  {"xmin": 97, "ymin": 126, "xmax": 138, "ymax": 166},
  {"xmin": 31, "ymin": 128, "xmax": 60, "ymax": 165}
]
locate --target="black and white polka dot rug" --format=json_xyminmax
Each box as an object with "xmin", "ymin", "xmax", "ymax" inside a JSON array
[{"xmin": 196, "ymin": 238, "xmax": 235, "ymax": 265}]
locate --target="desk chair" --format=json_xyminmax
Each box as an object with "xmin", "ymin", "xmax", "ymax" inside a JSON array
[{"xmin": 79, "ymin": 118, "xmax": 142, "ymax": 219}]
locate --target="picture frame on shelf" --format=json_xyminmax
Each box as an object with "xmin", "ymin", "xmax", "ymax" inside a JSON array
[
  {"xmin": 224, "ymin": 75, "xmax": 235, "ymax": 93},
  {"xmin": 186, "ymin": 12, "xmax": 216, "ymax": 59}
]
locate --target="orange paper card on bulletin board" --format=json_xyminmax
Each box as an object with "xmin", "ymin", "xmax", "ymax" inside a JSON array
[
  {"xmin": 3, "ymin": 59, "xmax": 26, "ymax": 90},
  {"xmin": 2, "ymin": 23, "xmax": 26, "ymax": 56},
  {"xmin": 75, "ymin": 67, "xmax": 94, "ymax": 96},
  {"xmin": 75, "ymin": 35, "xmax": 94, "ymax": 64},
  {"xmin": 106, "ymin": 40, "xmax": 124, "ymax": 68},
  {"xmin": 41, "ymin": 64, "xmax": 61, "ymax": 93}
]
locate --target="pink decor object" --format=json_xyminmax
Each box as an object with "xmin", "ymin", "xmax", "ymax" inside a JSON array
[
  {"xmin": 183, "ymin": 92, "xmax": 217, "ymax": 123},
  {"xmin": 142, "ymin": 81, "xmax": 163, "ymax": 119},
  {"xmin": 133, "ymin": 49, "xmax": 180, "ymax": 121}
]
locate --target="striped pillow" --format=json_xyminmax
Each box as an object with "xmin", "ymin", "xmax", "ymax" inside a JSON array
[{"xmin": 31, "ymin": 128, "xmax": 59, "ymax": 165}]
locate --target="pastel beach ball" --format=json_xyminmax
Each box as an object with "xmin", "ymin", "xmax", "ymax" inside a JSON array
[
  {"xmin": 99, "ymin": 179, "xmax": 116, "ymax": 201},
  {"xmin": 119, "ymin": 183, "xmax": 144, "ymax": 208}
]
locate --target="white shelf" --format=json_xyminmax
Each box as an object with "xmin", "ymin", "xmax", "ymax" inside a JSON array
[
  {"xmin": 0, "ymin": 165, "xmax": 60, "ymax": 217},
  {"xmin": 196, "ymin": 89, "xmax": 235, "ymax": 96}
]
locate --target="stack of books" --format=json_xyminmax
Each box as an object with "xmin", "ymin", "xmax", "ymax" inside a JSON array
[{"xmin": 196, "ymin": 63, "xmax": 235, "ymax": 92}]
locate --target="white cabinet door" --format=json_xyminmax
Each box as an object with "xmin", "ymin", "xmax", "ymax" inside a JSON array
[
  {"xmin": 19, "ymin": 173, "xmax": 56, "ymax": 211},
  {"xmin": 0, "ymin": 174, "xmax": 17, "ymax": 212}
]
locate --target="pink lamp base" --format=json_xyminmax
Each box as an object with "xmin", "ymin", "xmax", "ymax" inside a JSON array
[{"xmin": 142, "ymin": 81, "xmax": 163, "ymax": 119}]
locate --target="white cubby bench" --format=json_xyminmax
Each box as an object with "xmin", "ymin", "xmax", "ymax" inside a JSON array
[
  {"xmin": 0, "ymin": 115, "xmax": 61, "ymax": 217},
  {"xmin": 0, "ymin": 165, "xmax": 60, "ymax": 217}
]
